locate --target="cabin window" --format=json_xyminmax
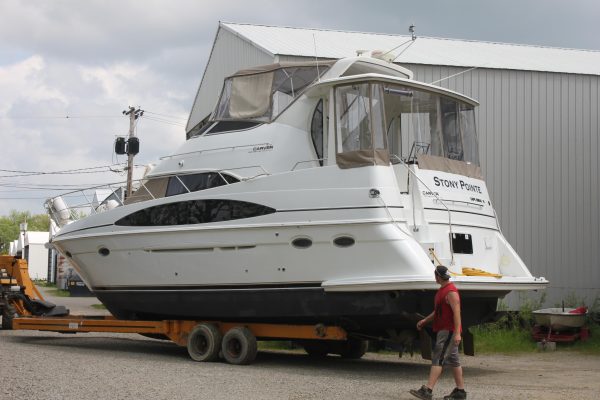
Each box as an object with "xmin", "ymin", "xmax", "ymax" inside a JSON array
[
  {"xmin": 337, "ymin": 84, "xmax": 372, "ymax": 152},
  {"xmin": 335, "ymin": 83, "xmax": 389, "ymax": 168},
  {"xmin": 459, "ymin": 105, "xmax": 479, "ymax": 165},
  {"xmin": 214, "ymin": 65, "xmax": 330, "ymax": 123},
  {"xmin": 310, "ymin": 100, "xmax": 324, "ymax": 165},
  {"xmin": 115, "ymin": 199, "xmax": 275, "ymax": 226},
  {"xmin": 441, "ymin": 97, "xmax": 463, "ymax": 160},
  {"xmin": 383, "ymin": 83, "xmax": 478, "ymax": 165},
  {"xmin": 336, "ymin": 83, "xmax": 387, "ymax": 151},
  {"xmin": 205, "ymin": 121, "xmax": 262, "ymax": 135},
  {"xmin": 166, "ymin": 172, "xmax": 239, "ymax": 197},
  {"xmin": 124, "ymin": 177, "xmax": 170, "ymax": 205}
]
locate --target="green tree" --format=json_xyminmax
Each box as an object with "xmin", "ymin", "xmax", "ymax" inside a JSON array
[{"xmin": 0, "ymin": 210, "xmax": 49, "ymax": 254}]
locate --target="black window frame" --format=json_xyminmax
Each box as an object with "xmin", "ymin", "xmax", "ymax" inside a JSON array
[
  {"xmin": 310, "ymin": 99, "xmax": 324, "ymax": 166},
  {"xmin": 165, "ymin": 172, "xmax": 239, "ymax": 197},
  {"xmin": 115, "ymin": 199, "xmax": 276, "ymax": 227}
]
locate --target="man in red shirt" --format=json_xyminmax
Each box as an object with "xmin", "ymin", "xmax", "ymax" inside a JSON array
[{"xmin": 410, "ymin": 265, "xmax": 467, "ymax": 400}]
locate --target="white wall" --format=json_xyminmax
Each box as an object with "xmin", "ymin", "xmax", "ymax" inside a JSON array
[{"xmin": 25, "ymin": 243, "xmax": 48, "ymax": 280}]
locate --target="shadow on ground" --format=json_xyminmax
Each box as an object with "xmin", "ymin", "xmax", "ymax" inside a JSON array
[{"xmin": 7, "ymin": 332, "xmax": 495, "ymax": 381}]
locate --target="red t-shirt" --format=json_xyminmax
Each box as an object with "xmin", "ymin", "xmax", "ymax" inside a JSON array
[{"xmin": 432, "ymin": 282, "xmax": 462, "ymax": 332}]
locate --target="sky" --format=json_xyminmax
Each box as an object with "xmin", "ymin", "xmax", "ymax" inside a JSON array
[{"xmin": 0, "ymin": 0, "xmax": 598, "ymax": 215}]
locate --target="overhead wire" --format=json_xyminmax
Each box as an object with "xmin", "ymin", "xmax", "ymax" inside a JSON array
[
  {"xmin": 0, "ymin": 115, "xmax": 122, "ymax": 120},
  {"xmin": 0, "ymin": 163, "xmax": 146, "ymax": 178},
  {"xmin": 140, "ymin": 115, "xmax": 186, "ymax": 127},
  {"xmin": 143, "ymin": 110, "xmax": 187, "ymax": 121}
]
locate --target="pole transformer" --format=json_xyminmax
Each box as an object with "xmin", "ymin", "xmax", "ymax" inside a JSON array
[{"xmin": 122, "ymin": 106, "xmax": 143, "ymax": 199}]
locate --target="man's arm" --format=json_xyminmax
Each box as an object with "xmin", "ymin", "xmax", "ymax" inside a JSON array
[
  {"xmin": 416, "ymin": 311, "xmax": 435, "ymax": 330},
  {"xmin": 447, "ymin": 291, "xmax": 462, "ymax": 345}
]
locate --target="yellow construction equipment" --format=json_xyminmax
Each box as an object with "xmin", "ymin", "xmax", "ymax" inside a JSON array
[{"xmin": 0, "ymin": 255, "xmax": 69, "ymax": 329}]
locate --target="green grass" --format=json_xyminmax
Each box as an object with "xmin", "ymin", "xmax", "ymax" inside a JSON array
[
  {"xmin": 253, "ymin": 325, "xmax": 600, "ymax": 356},
  {"xmin": 562, "ymin": 323, "xmax": 600, "ymax": 354},
  {"xmin": 472, "ymin": 320, "xmax": 600, "ymax": 355},
  {"xmin": 33, "ymin": 280, "xmax": 54, "ymax": 288},
  {"xmin": 32, "ymin": 281, "xmax": 71, "ymax": 297},
  {"xmin": 91, "ymin": 304, "xmax": 107, "ymax": 310},
  {"xmin": 44, "ymin": 288, "xmax": 71, "ymax": 297},
  {"xmin": 471, "ymin": 325, "xmax": 537, "ymax": 354},
  {"xmin": 258, "ymin": 340, "xmax": 297, "ymax": 351}
]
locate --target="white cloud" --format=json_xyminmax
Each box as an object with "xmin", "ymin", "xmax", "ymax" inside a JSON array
[
  {"xmin": 0, "ymin": 53, "xmax": 186, "ymax": 213},
  {"xmin": 0, "ymin": 0, "xmax": 598, "ymax": 215}
]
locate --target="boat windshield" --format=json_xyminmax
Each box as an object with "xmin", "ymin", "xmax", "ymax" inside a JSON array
[
  {"xmin": 335, "ymin": 82, "xmax": 479, "ymax": 167},
  {"xmin": 214, "ymin": 65, "xmax": 329, "ymax": 123}
]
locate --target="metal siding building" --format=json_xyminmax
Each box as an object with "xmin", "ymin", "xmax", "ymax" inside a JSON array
[{"xmin": 188, "ymin": 22, "xmax": 600, "ymax": 307}]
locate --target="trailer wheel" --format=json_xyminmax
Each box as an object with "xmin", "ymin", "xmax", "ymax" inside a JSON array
[
  {"xmin": 187, "ymin": 323, "xmax": 223, "ymax": 362},
  {"xmin": 300, "ymin": 340, "xmax": 330, "ymax": 358},
  {"xmin": 336, "ymin": 338, "xmax": 368, "ymax": 359},
  {"xmin": 1, "ymin": 303, "xmax": 17, "ymax": 330},
  {"xmin": 221, "ymin": 326, "xmax": 257, "ymax": 365}
]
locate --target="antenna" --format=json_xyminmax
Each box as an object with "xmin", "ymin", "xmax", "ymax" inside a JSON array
[
  {"xmin": 380, "ymin": 24, "xmax": 418, "ymax": 61},
  {"xmin": 409, "ymin": 24, "xmax": 416, "ymax": 41},
  {"xmin": 429, "ymin": 65, "xmax": 485, "ymax": 85},
  {"xmin": 313, "ymin": 33, "xmax": 320, "ymax": 82}
]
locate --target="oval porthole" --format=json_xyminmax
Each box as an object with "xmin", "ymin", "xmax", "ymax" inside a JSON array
[
  {"xmin": 291, "ymin": 237, "xmax": 313, "ymax": 249},
  {"xmin": 333, "ymin": 236, "xmax": 355, "ymax": 248},
  {"xmin": 98, "ymin": 247, "xmax": 110, "ymax": 257}
]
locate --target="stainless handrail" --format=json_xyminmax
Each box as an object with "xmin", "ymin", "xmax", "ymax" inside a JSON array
[
  {"xmin": 291, "ymin": 158, "xmax": 327, "ymax": 171},
  {"xmin": 432, "ymin": 199, "xmax": 484, "ymax": 208},
  {"xmin": 391, "ymin": 154, "xmax": 455, "ymax": 265}
]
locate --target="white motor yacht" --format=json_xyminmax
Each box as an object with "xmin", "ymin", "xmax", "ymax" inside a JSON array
[{"xmin": 47, "ymin": 56, "xmax": 547, "ymax": 338}]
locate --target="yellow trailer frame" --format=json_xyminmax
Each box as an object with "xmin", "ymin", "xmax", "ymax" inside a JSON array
[
  {"xmin": 12, "ymin": 315, "xmax": 346, "ymax": 345},
  {"xmin": 12, "ymin": 315, "xmax": 348, "ymax": 365}
]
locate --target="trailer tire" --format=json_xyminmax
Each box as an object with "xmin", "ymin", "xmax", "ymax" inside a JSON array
[
  {"xmin": 336, "ymin": 338, "xmax": 368, "ymax": 359},
  {"xmin": 221, "ymin": 326, "xmax": 257, "ymax": 365},
  {"xmin": 1, "ymin": 303, "xmax": 17, "ymax": 330},
  {"xmin": 300, "ymin": 340, "xmax": 330, "ymax": 358},
  {"xmin": 187, "ymin": 323, "xmax": 223, "ymax": 362}
]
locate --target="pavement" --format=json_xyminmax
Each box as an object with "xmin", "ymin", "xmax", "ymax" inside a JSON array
[
  {"xmin": 0, "ymin": 286, "xmax": 598, "ymax": 399},
  {"xmin": 37, "ymin": 285, "xmax": 110, "ymax": 316}
]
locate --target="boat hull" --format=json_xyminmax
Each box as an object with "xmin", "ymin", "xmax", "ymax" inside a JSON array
[
  {"xmin": 533, "ymin": 308, "xmax": 588, "ymax": 330},
  {"xmin": 94, "ymin": 286, "xmax": 502, "ymax": 334}
]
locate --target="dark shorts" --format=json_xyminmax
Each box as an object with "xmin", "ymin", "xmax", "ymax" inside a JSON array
[{"xmin": 431, "ymin": 330, "xmax": 460, "ymax": 367}]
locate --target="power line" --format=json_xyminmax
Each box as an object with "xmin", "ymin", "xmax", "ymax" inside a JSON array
[
  {"xmin": 0, "ymin": 169, "xmax": 123, "ymax": 178},
  {"xmin": 0, "ymin": 181, "xmax": 120, "ymax": 189},
  {"xmin": 0, "ymin": 164, "xmax": 122, "ymax": 173},
  {"xmin": 0, "ymin": 115, "xmax": 122, "ymax": 120},
  {"xmin": 144, "ymin": 110, "xmax": 187, "ymax": 121},
  {"xmin": 140, "ymin": 115, "xmax": 186, "ymax": 127},
  {"xmin": 0, "ymin": 164, "xmax": 145, "ymax": 178},
  {"xmin": 0, "ymin": 195, "xmax": 85, "ymax": 200},
  {"xmin": 142, "ymin": 115, "xmax": 186, "ymax": 125}
]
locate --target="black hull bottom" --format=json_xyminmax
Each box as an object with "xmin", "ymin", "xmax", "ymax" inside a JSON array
[{"xmin": 94, "ymin": 287, "xmax": 502, "ymax": 335}]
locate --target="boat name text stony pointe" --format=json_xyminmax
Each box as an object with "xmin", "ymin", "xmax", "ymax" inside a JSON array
[{"xmin": 433, "ymin": 176, "xmax": 482, "ymax": 193}]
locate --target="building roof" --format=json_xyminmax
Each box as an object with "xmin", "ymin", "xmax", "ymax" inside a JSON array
[
  {"xmin": 221, "ymin": 22, "xmax": 600, "ymax": 76},
  {"xmin": 25, "ymin": 231, "xmax": 49, "ymax": 246}
]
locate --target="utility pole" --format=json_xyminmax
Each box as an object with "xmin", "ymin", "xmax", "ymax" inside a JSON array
[{"xmin": 122, "ymin": 106, "xmax": 143, "ymax": 199}]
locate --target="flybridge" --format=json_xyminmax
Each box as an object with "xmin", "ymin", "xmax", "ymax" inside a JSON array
[{"xmin": 433, "ymin": 176, "xmax": 483, "ymax": 194}]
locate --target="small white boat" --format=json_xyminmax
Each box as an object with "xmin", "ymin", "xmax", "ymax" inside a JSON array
[{"xmin": 533, "ymin": 308, "xmax": 588, "ymax": 330}]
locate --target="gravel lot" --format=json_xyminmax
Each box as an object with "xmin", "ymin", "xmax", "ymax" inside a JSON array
[{"xmin": 1, "ymin": 289, "xmax": 598, "ymax": 400}]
